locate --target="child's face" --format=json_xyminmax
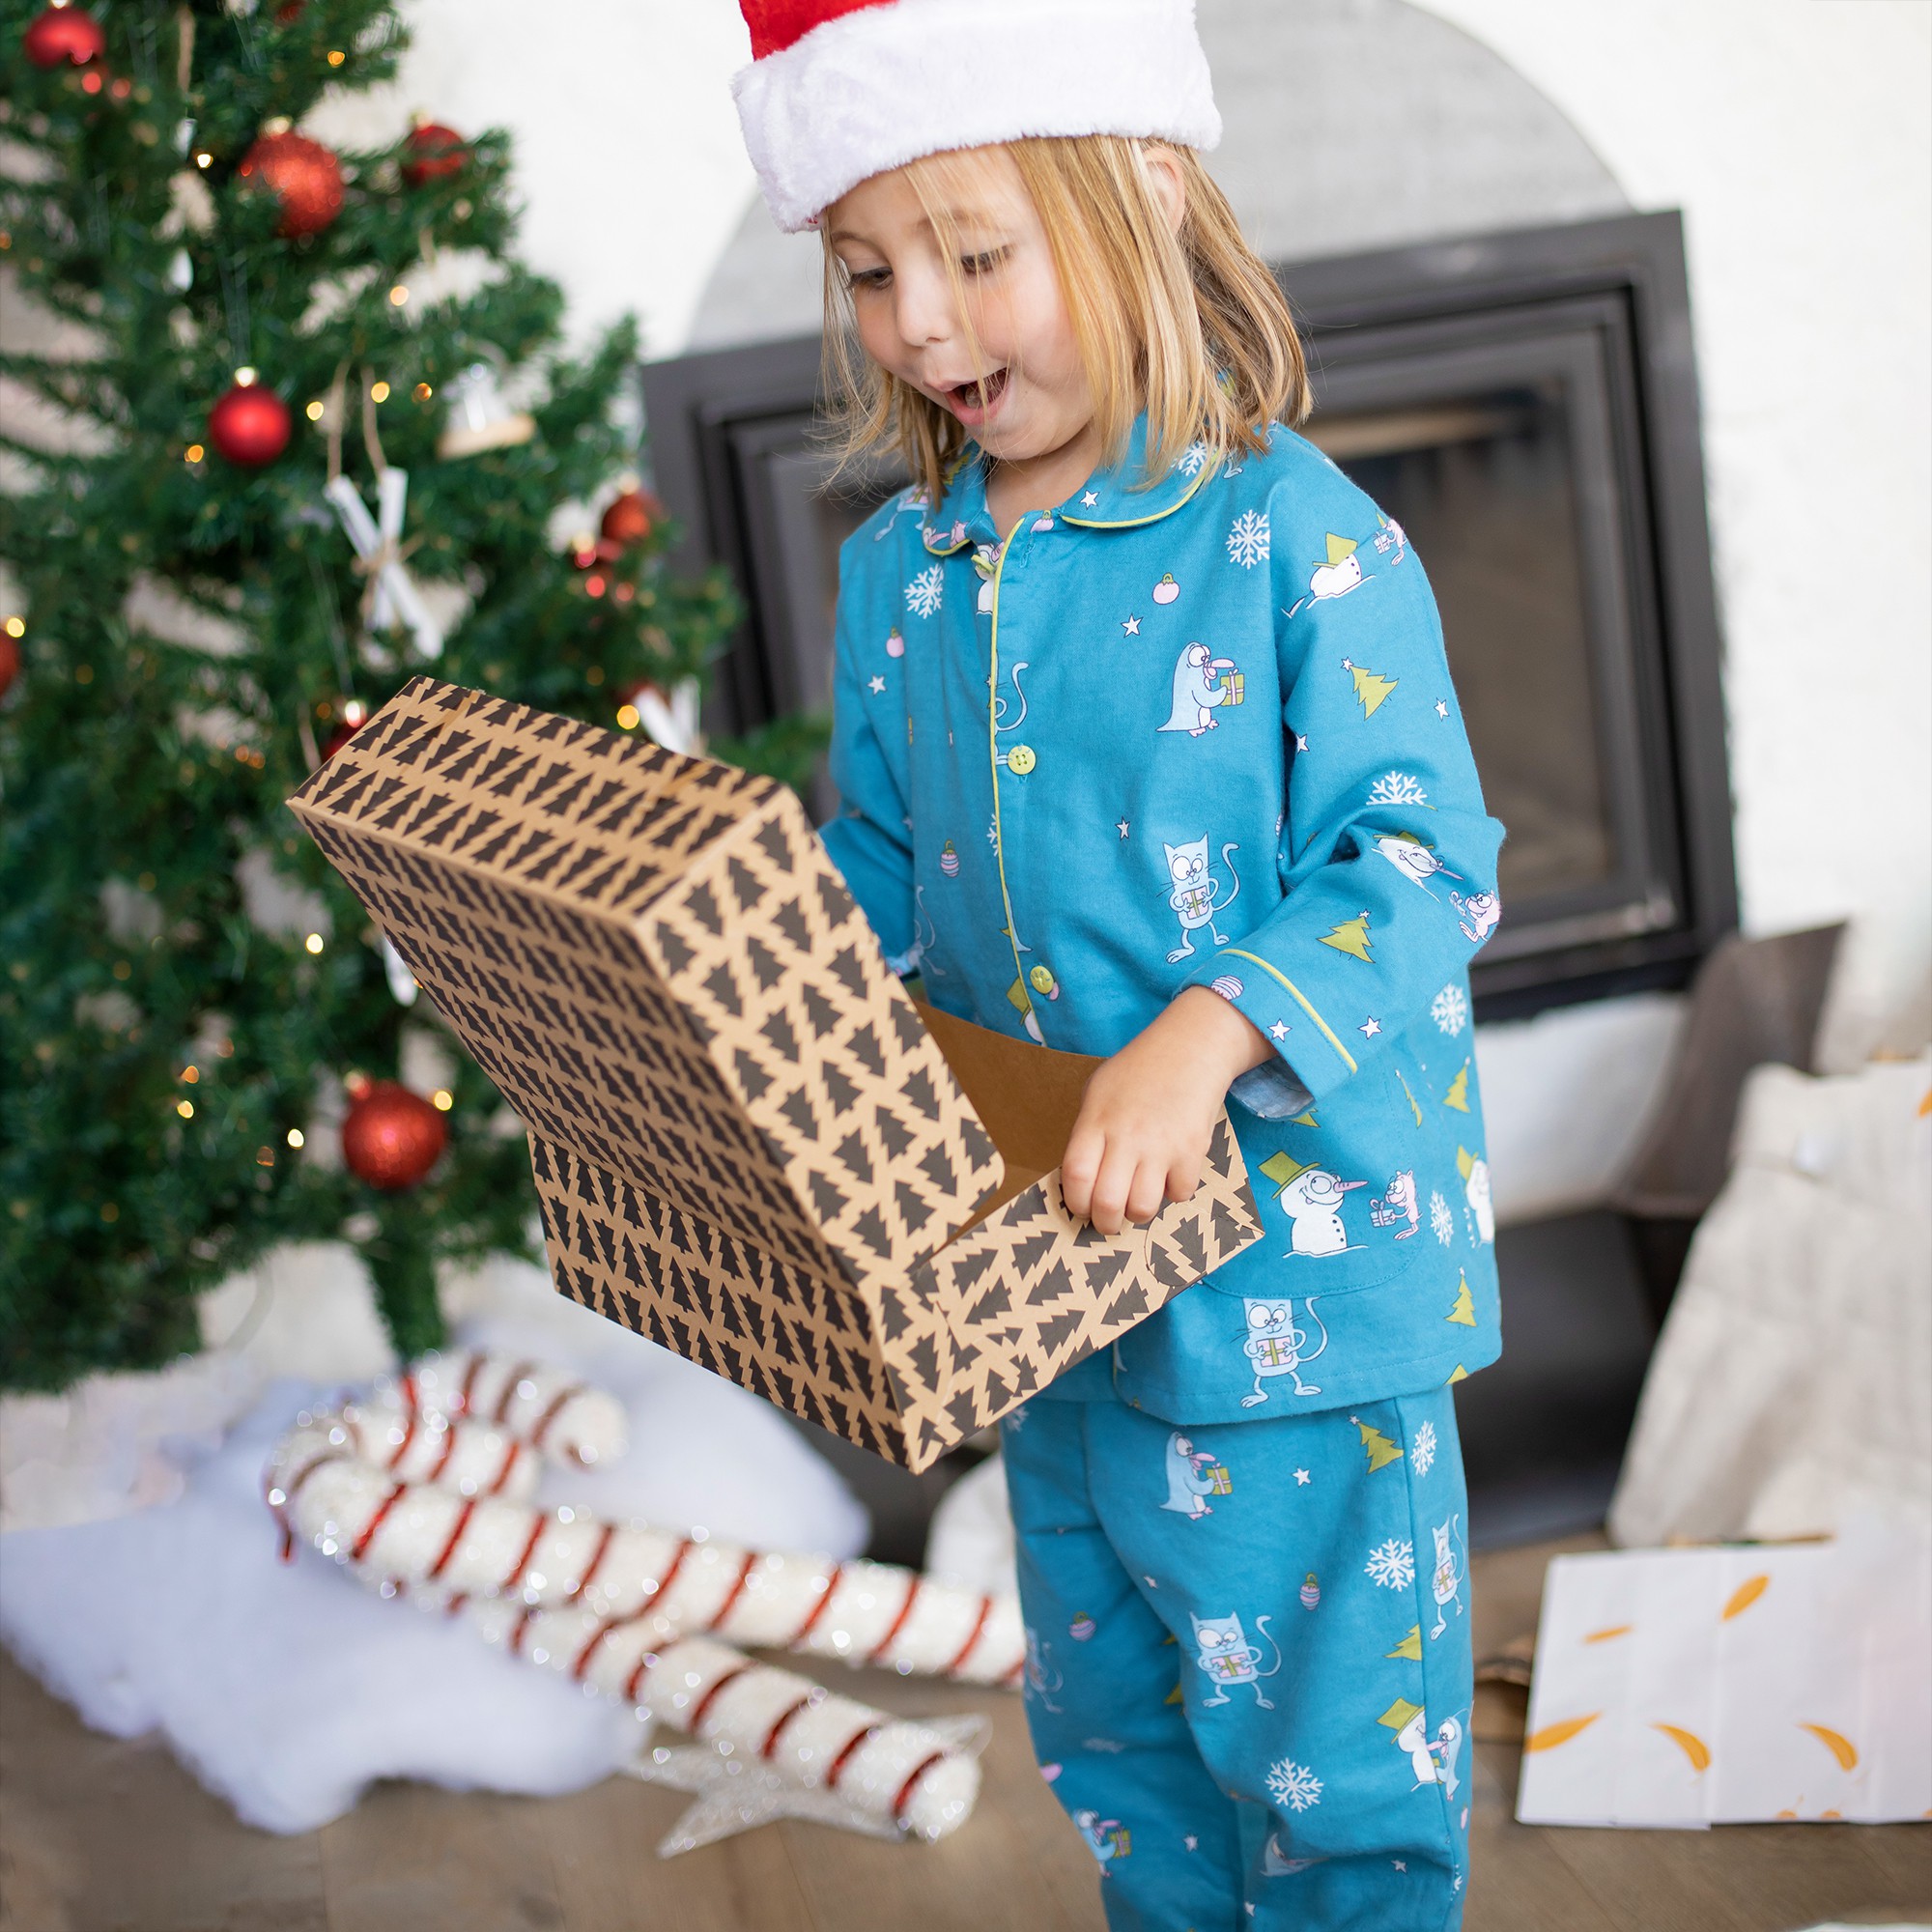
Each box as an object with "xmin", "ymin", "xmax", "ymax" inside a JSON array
[{"xmin": 827, "ymin": 149, "xmax": 1094, "ymax": 469}]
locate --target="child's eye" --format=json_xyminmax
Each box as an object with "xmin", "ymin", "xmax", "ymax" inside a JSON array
[
  {"xmin": 960, "ymin": 247, "xmax": 1009, "ymax": 277},
  {"xmin": 845, "ymin": 266, "xmax": 891, "ymax": 293}
]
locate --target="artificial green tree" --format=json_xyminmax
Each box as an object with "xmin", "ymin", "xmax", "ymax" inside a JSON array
[{"xmin": 0, "ymin": 0, "xmax": 744, "ymax": 1384}]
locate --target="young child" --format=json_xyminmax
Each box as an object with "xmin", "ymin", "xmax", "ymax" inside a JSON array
[{"xmin": 730, "ymin": 3, "xmax": 1504, "ymax": 1924}]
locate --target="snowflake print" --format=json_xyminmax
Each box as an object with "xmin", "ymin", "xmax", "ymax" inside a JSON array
[
  {"xmin": 1266, "ymin": 1758, "xmax": 1324, "ymax": 1813},
  {"xmin": 1226, "ymin": 509, "xmax": 1270, "ymax": 569},
  {"xmin": 1365, "ymin": 1538, "xmax": 1415, "ymax": 1591},
  {"xmin": 1412, "ymin": 1420, "xmax": 1437, "ymax": 1478},
  {"xmin": 1179, "ymin": 440, "xmax": 1208, "ymax": 477},
  {"xmin": 1367, "ymin": 771, "xmax": 1429, "ymax": 809},
  {"xmin": 1431, "ymin": 982, "xmax": 1468, "ymax": 1036},
  {"xmin": 905, "ymin": 564, "xmax": 944, "ymax": 619},
  {"xmin": 1430, "ymin": 1190, "xmax": 1455, "ymax": 1246}
]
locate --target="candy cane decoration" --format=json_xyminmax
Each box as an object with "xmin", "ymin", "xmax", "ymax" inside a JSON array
[
  {"xmin": 268, "ymin": 1421, "xmax": 1022, "ymax": 1685},
  {"xmin": 453, "ymin": 1609, "xmax": 980, "ymax": 1842},
  {"xmin": 382, "ymin": 1350, "xmax": 626, "ymax": 1469}
]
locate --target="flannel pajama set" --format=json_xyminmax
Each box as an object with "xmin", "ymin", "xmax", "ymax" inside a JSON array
[{"xmin": 821, "ymin": 418, "xmax": 1506, "ymax": 1930}]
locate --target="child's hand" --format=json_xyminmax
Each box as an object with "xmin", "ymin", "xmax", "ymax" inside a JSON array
[{"xmin": 1060, "ymin": 988, "xmax": 1272, "ymax": 1236}]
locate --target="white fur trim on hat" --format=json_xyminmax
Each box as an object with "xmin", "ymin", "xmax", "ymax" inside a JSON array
[{"xmin": 733, "ymin": 0, "xmax": 1221, "ymax": 234}]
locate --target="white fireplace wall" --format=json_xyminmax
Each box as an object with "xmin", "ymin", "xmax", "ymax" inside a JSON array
[{"xmin": 300, "ymin": 0, "xmax": 1929, "ymax": 1226}]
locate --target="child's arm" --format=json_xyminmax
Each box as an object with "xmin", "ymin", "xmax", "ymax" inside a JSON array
[
  {"xmin": 818, "ymin": 590, "xmax": 918, "ymax": 971},
  {"xmin": 1065, "ymin": 508, "xmax": 1504, "ymax": 1236}
]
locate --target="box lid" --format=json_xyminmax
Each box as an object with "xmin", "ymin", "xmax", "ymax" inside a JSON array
[{"xmin": 288, "ymin": 679, "xmax": 1004, "ymax": 1298}]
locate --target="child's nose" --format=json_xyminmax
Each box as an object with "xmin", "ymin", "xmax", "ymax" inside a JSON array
[{"xmin": 894, "ymin": 264, "xmax": 956, "ymax": 352}]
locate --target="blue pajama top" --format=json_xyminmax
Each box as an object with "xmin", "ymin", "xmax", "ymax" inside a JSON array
[{"xmin": 820, "ymin": 419, "xmax": 1507, "ymax": 1424}]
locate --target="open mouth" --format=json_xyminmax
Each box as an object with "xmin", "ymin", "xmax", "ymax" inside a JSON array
[{"xmin": 940, "ymin": 367, "xmax": 1009, "ymax": 420}]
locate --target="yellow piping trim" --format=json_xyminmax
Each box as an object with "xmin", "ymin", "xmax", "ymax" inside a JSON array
[
  {"xmin": 1222, "ymin": 949, "xmax": 1357, "ymax": 1075},
  {"xmin": 985, "ymin": 514, "xmax": 1033, "ymax": 1030},
  {"xmin": 1058, "ymin": 455, "xmax": 1214, "ymax": 530}
]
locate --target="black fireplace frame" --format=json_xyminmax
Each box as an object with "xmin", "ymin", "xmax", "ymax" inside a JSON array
[{"xmin": 643, "ymin": 211, "xmax": 1737, "ymax": 1021}]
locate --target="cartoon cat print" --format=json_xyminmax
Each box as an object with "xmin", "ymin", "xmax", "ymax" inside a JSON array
[
  {"xmin": 1239, "ymin": 1296, "xmax": 1328, "ymax": 1406},
  {"xmin": 1162, "ymin": 836, "xmax": 1241, "ymax": 962},
  {"xmin": 1190, "ymin": 1610, "xmax": 1282, "ymax": 1709}
]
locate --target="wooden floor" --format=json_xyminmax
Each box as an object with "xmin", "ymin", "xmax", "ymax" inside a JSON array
[{"xmin": 2, "ymin": 1538, "xmax": 1926, "ymax": 1932}]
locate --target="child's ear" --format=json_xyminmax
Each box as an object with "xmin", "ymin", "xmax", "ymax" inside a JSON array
[{"xmin": 1142, "ymin": 143, "xmax": 1187, "ymax": 239}]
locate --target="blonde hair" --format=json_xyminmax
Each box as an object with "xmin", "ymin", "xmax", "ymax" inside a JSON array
[{"xmin": 821, "ymin": 136, "xmax": 1310, "ymax": 505}]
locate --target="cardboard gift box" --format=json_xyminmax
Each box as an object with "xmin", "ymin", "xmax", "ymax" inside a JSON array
[{"xmin": 288, "ymin": 678, "xmax": 1263, "ymax": 1472}]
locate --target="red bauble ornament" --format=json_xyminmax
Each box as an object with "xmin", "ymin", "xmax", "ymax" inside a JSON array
[
  {"xmin": 23, "ymin": 4, "xmax": 105, "ymax": 68},
  {"xmin": 238, "ymin": 129, "xmax": 344, "ymax": 239},
  {"xmin": 0, "ymin": 635, "xmax": 18, "ymax": 699},
  {"xmin": 402, "ymin": 123, "xmax": 469, "ymax": 186},
  {"xmin": 599, "ymin": 487, "xmax": 660, "ymax": 550},
  {"xmin": 342, "ymin": 1081, "xmax": 446, "ymax": 1190},
  {"xmin": 208, "ymin": 380, "xmax": 292, "ymax": 468}
]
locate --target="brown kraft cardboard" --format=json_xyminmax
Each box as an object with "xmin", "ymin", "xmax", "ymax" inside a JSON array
[{"xmin": 288, "ymin": 677, "xmax": 1264, "ymax": 1471}]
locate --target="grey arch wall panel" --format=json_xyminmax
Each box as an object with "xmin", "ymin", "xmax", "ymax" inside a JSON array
[{"xmin": 683, "ymin": 0, "xmax": 1630, "ymax": 355}]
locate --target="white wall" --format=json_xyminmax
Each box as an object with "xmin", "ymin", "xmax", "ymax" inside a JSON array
[
  {"xmin": 340, "ymin": 1, "xmax": 1929, "ymax": 1216},
  {"xmin": 1414, "ymin": 0, "xmax": 1932, "ymax": 1029}
]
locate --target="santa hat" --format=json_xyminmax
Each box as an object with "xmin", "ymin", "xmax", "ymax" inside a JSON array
[{"xmin": 732, "ymin": 0, "xmax": 1222, "ymax": 234}]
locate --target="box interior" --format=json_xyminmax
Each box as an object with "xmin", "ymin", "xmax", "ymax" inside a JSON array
[{"xmin": 915, "ymin": 1000, "xmax": 1098, "ymax": 1227}]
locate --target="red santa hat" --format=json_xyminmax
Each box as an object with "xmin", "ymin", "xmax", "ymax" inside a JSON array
[{"xmin": 732, "ymin": 0, "xmax": 1222, "ymax": 233}]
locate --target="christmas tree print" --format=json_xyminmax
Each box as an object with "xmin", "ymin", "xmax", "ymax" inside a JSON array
[
  {"xmin": 1442, "ymin": 1061, "xmax": 1472, "ymax": 1111},
  {"xmin": 1341, "ymin": 658, "xmax": 1399, "ymax": 718},
  {"xmin": 1446, "ymin": 1364, "xmax": 1469, "ymax": 1383},
  {"xmin": 1447, "ymin": 1274, "xmax": 1477, "ymax": 1325},
  {"xmin": 1321, "ymin": 912, "xmax": 1375, "ymax": 963},
  {"xmin": 1353, "ymin": 1416, "xmax": 1405, "ymax": 1473},
  {"xmin": 1386, "ymin": 1626, "xmax": 1424, "ymax": 1662}
]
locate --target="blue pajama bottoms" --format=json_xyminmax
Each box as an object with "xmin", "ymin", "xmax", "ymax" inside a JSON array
[{"xmin": 1001, "ymin": 1385, "xmax": 1473, "ymax": 1930}]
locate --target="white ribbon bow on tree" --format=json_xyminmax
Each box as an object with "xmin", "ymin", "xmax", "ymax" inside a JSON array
[{"xmin": 322, "ymin": 369, "xmax": 443, "ymax": 661}]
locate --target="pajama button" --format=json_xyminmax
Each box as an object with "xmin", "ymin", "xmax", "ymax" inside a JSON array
[{"xmin": 1006, "ymin": 744, "xmax": 1037, "ymax": 775}]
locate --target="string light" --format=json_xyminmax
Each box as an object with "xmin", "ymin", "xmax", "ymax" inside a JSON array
[
  {"xmin": 185, "ymin": 443, "xmax": 204, "ymax": 464},
  {"xmin": 327, "ymin": 48, "xmax": 345, "ymax": 66},
  {"xmin": 177, "ymin": 1099, "xmax": 194, "ymax": 1119},
  {"xmin": 194, "ymin": 152, "xmax": 213, "ymax": 169},
  {"xmin": 3, "ymin": 616, "xmax": 22, "ymax": 639},
  {"xmin": 369, "ymin": 380, "xmax": 391, "ymax": 403},
  {"xmin": 305, "ymin": 399, "xmax": 326, "ymax": 421},
  {"xmin": 387, "ymin": 285, "xmax": 410, "ymax": 307},
  {"xmin": 180, "ymin": 1065, "xmax": 199, "ymax": 1083},
  {"xmin": 412, "ymin": 382, "xmax": 433, "ymax": 402},
  {"xmin": 615, "ymin": 704, "xmax": 640, "ymax": 730},
  {"xmin": 286, "ymin": 1127, "xmax": 305, "ymax": 1149},
  {"xmin": 304, "ymin": 932, "xmax": 326, "ymax": 954},
  {"xmin": 431, "ymin": 1089, "xmax": 453, "ymax": 1112}
]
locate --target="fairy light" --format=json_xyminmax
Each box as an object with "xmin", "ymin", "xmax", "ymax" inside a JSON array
[
  {"xmin": 3, "ymin": 616, "xmax": 23, "ymax": 639},
  {"xmin": 180, "ymin": 1065, "xmax": 199, "ymax": 1083},
  {"xmin": 327, "ymin": 48, "xmax": 345, "ymax": 66},
  {"xmin": 177, "ymin": 1099, "xmax": 195, "ymax": 1119},
  {"xmin": 412, "ymin": 382, "xmax": 433, "ymax": 401},
  {"xmin": 185, "ymin": 443, "xmax": 204, "ymax": 464},
  {"xmin": 304, "ymin": 932, "xmax": 326, "ymax": 954},
  {"xmin": 286, "ymin": 1127, "xmax": 305, "ymax": 1149},
  {"xmin": 194, "ymin": 151, "xmax": 213, "ymax": 169},
  {"xmin": 387, "ymin": 284, "xmax": 410, "ymax": 307},
  {"xmin": 305, "ymin": 399, "xmax": 326, "ymax": 421},
  {"xmin": 615, "ymin": 704, "xmax": 640, "ymax": 730},
  {"xmin": 369, "ymin": 380, "xmax": 391, "ymax": 402},
  {"xmin": 234, "ymin": 367, "xmax": 258, "ymax": 387},
  {"xmin": 431, "ymin": 1089, "xmax": 453, "ymax": 1112},
  {"xmin": 341, "ymin": 698, "xmax": 369, "ymax": 727}
]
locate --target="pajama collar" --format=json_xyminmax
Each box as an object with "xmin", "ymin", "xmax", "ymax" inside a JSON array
[{"xmin": 921, "ymin": 414, "xmax": 1218, "ymax": 554}]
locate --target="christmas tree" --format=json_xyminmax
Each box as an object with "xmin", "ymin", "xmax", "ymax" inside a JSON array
[
  {"xmin": 1446, "ymin": 1273, "xmax": 1476, "ymax": 1325},
  {"xmin": 1385, "ymin": 1625, "xmax": 1423, "ymax": 1661},
  {"xmin": 0, "ymin": 0, "xmax": 745, "ymax": 1388},
  {"xmin": 1441, "ymin": 1061, "xmax": 1471, "ymax": 1111},
  {"xmin": 1352, "ymin": 1416, "xmax": 1404, "ymax": 1472},
  {"xmin": 1320, "ymin": 911, "xmax": 1375, "ymax": 963},
  {"xmin": 1340, "ymin": 658, "xmax": 1397, "ymax": 718}
]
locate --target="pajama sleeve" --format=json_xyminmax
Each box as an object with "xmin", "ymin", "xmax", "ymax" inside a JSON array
[
  {"xmin": 818, "ymin": 579, "xmax": 918, "ymax": 971},
  {"xmin": 1184, "ymin": 518, "xmax": 1505, "ymax": 1105}
]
